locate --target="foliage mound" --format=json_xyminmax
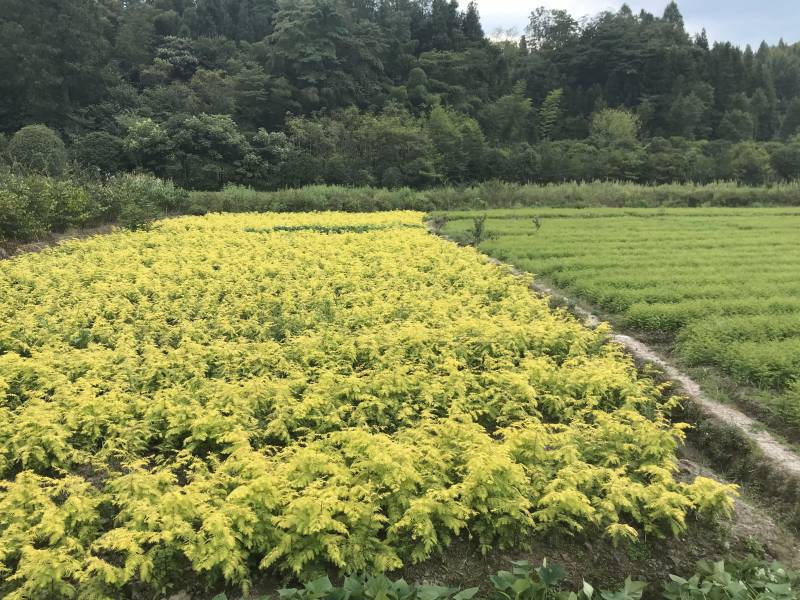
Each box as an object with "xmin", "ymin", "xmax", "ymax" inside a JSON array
[
  {"xmin": 0, "ymin": 172, "xmax": 188, "ymax": 244},
  {"xmin": 6, "ymin": 125, "xmax": 67, "ymax": 176},
  {"xmin": 0, "ymin": 213, "xmax": 734, "ymax": 598}
]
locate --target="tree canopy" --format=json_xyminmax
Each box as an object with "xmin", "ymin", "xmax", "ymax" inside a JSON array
[{"xmin": 1, "ymin": 1, "xmax": 800, "ymax": 188}]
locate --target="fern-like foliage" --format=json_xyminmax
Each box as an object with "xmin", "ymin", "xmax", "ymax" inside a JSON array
[{"xmin": 0, "ymin": 213, "xmax": 735, "ymax": 597}]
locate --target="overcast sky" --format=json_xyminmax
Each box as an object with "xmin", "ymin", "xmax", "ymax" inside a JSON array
[{"xmin": 475, "ymin": 1, "xmax": 800, "ymax": 48}]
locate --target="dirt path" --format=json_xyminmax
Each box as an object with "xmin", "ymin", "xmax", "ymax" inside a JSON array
[
  {"xmin": 431, "ymin": 228, "xmax": 800, "ymax": 484},
  {"xmin": 481, "ymin": 251, "xmax": 800, "ymax": 560},
  {"xmin": 622, "ymin": 334, "xmax": 800, "ymax": 476},
  {"xmin": 531, "ymin": 280, "xmax": 800, "ymax": 481}
]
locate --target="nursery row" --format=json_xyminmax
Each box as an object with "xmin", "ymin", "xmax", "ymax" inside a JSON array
[
  {"xmin": 0, "ymin": 212, "xmax": 732, "ymax": 599},
  {"xmin": 441, "ymin": 208, "xmax": 800, "ymax": 426}
]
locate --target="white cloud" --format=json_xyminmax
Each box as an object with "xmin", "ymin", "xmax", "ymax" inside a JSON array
[
  {"xmin": 475, "ymin": 1, "xmax": 686, "ymax": 37},
  {"xmin": 475, "ymin": 0, "xmax": 609, "ymax": 35},
  {"xmin": 473, "ymin": 0, "xmax": 799, "ymax": 47}
]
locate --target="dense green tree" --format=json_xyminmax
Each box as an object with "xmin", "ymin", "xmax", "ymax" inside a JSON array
[
  {"xmin": 114, "ymin": 3, "xmax": 160, "ymax": 71},
  {"xmin": 166, "ymin": 113, "xmax": 252, "ymax": 189},
  {"xmin": 278, "ymin": 108, "xmax": 440, "ymax": 188},
  {"xmin": 269, "ymin": 0, "xmax": 386, "ymax": 109},
  {"xmin": 359, "ymin": 110, "xmax": 439, "ymax": 188},
  {"xmin": 406, "ymin": 67, "xmax": 435, "ymax": 109},
  {"xmin": 420, "ymin": 0, "xmax": 464, "ymax": 52},
  {"xmin": 729, "ymin": 142, "xmax": 773, "ymax": 184},
  {"xmin": 427, "ymin": 105, "xmax": 486, "ymax": 182},
  {"xmin": 750, "ymin": 88, "xmax": 779, "ymax": 140},
  {"xmin": 415, "ymin": 45, "xmax": 503, "ymax": 113},
  {"xmin": 246, "ymin": 128, "xmax": 290, "ymax": 186},
  {"xmin": 190, "ymin": 69, "xmax": 237, "ymax": 114},
  {"xmin": 538, "ymin": 140, "xmax": 598, "ymax": 182},
  {"xmin": 71, "ymin": 131, "xmax": 128, "ymax": 174},
  {"xmin": 5, "ymin": 0, "xmax": 800, "ymax": 190},
  {"xmin": 718, "ymin": 109, "xmax": 755, "ymax": 141},
  {"xmin": 590, "ymin": 109, "xmax": 640, "ymax": 147},
  {"xmin": 642, "ymin": 137, "xmax": 689, "ymax": 183},
  {"xmin": 7, "ymin": 125, "xmax": 68, "ymax": 175},
  {"xmin": 526, "ymin": 7, "xmax": 578, "ymax": 52},
  {"xmin": 770, "ymin": 138, "xmax": 800, "ymax": 180},
  {"xmin": 662, "ymin": 2, "xmax": 685, "ymax": 30},
  {"xmin": 123, "ymin": 117, "xmax": 173, "ymax": 178},
  {"xmin": 462, "ymin": 2, "xmax": 484, "ymax": 42},
  {"xmin": 0, "ymin": 0, "xmax": 115, "ymax": 129},
  {"xmin": 780, "ymin": 98, "xmax": 800, "ymax": 140},
  {"xmin": 144, "ymin": 37, "xmax": 200, "ymax": 83},
  {"xmin": 481, "ymin": 81, "xmax": 532, "ymax": 144},
  {"xmin": 666, "ymin": 92, "xmax": 710, "ymax": 139},
  {"xmin": 537, "ymin": 89, "xmax": 563, "ymax": 141}
]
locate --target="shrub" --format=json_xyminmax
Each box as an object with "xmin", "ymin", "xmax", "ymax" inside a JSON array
[
  {"xmin": 769, "ymin": 139, "xmax": 800, "ymax": 180},
  {"xmin": 729, "ymin": 143, "xmax": 773, "ymax": 185},
  {"xmin": 470, "ymin": 214, "xmax": 487, "ymax": 246},
  {"xmin": 0, "ymin": 172, "xmax": 188, "ymax": 243},
  {"xmin": 118, "ymin": 196, "xmax": 159, "ymax": 231},
  {"xmin": 105, "ymin": 173, "xmax": 189, "ymax": 230},
  {"xmin": 7, "ymin": 125, "xmax": 68, "ymax": 176},
  {"xmin": 590, "ymin": 108, "xmax": 641, "ymax": 147},
  {"xmin": 0, "ymin": 174, "xmax": 105, "ymax": 241},
  {"xmin": 0, "ymin": 174, "xmax": 51, "ymax": 241},
  {"xmin": 70, "ymin": 131, "xmax": 128, "ymax": 174},
  {"xmin": 47, "ymin": 179, "xmax": 94, "ymax": 232}
]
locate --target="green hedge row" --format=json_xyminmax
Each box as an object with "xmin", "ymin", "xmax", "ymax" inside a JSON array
[
  {"xmin": 5, "ymin": 177, "xmax": 800, "ymax": 248},
  {"xmin": 190, "ymin": 180, "xmax": 800, "ymax": 214},
  {"xmin": 0, "ymin": 172, "xmax": 188, "ymax": 244},
  {"xmin": 210, "ymin": 558, "xmax": 797, "ymax": 600}
]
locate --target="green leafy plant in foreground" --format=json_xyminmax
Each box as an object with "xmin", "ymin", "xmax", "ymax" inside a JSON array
[
  {"xmin": 490, "ymin": 560, "xmax": 644, "ymax": 600},
  {"xmin": 212, "ymin": 574, "xmax": 479, "ymax": 600},
  {"xmin": 282, "ymin": 574, "xmax": 478, "ymax": 600},
  {"xmin": 210, "ymin": 558, "xmax": 796, "ymax": 600},
  {"xmin": 664, "ymin": 559, "xmax": 799, "ymax": 600}
]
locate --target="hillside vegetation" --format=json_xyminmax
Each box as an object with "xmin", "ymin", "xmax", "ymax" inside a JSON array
[{"xmin": 3, "ymin": 2, "xmax": 800, "ymax": 189}]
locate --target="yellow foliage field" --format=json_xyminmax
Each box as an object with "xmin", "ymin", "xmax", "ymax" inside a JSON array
[{"xmin": 0, "ymin": 213, "xmax": 734, "ymax": 598}]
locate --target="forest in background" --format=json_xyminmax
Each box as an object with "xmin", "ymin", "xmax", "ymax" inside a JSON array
[{"xmin": 2, "ymin": 0, "xmax": 800, "ymax": 189}]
